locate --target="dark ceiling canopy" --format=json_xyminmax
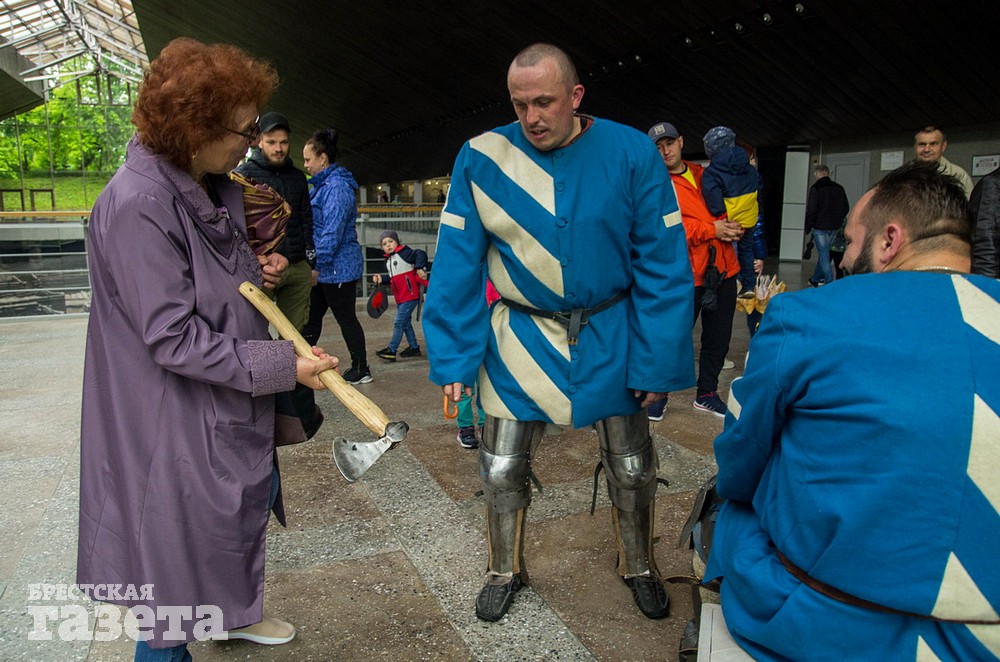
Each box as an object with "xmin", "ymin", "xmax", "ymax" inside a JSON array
[{"xmin": 133, "ymin": 0, "xmax": 1000, "ymax": 184}]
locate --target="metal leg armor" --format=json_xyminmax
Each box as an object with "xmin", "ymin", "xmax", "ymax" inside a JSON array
[
  {"xmin": 475, "ymin": 416, "xmax": 544, "ymax": 621},
  {"xmin": 479, "ymin": 415, "xmax": 544, "ymax": 577},
  {"xmin": 595, "ymin": 410, "xmax": 660, "ymax": 577},
  {"xmin": 595, "ymin": 410, "xmax": 669, "ymax": 619}
]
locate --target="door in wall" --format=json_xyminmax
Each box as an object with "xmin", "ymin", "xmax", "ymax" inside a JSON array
[{"xmin": 825, "ymin": 152, "xmax": 870, "ymax": 211}]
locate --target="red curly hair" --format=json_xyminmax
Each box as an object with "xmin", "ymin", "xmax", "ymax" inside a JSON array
[{"xmin": 132, "ymin": 37, "xmax": 279, "ymax": 170}]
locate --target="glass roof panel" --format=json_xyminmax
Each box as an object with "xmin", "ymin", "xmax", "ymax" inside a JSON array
[{"xmin": 0, "ymin": 0, "xmax": 147, "ymax": 87}]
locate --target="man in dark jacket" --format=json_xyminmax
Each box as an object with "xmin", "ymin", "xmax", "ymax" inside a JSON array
[
  {"xmin": 969, "ymin": 166, "xmax": 1000, "ymax": 277},
  {"xmin": 236, "ymin": 112, "xmax": 323, "ymax": 440},
  {"xmin": 236, "ymin": 112, "xmax": 316, "ymax": 330},
  {"xmin": 804, "ymin": 164, "xmax": 850, "ymax": 286}
]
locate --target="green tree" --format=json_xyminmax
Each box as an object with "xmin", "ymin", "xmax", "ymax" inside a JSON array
[{"xmin": 0, "ymin": 59, "xmax": 133, "ymax": 178}]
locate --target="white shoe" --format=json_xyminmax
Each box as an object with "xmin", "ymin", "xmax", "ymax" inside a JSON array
[
  {"xmin": 217, "ymin": 616, "xmax": 295, "ymax": 645},
  {"xmin": 723, "ymin": 359, "xmax": 735, "ymax": 370}
]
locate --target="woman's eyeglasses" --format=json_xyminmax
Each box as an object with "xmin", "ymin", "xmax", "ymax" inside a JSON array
[{"xmin": 224, "ymin": 118, "xmax": 261, "ymax": 143}]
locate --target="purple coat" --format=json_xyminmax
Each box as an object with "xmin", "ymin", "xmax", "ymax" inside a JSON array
[{"xmin": 77, "ymin": 138, "xmax": 297, "ymax": 647}]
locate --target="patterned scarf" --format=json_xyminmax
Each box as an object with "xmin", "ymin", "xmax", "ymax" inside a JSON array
[{"xmin": 230, "ymin": 170, "xmax": 290, "ymax": 256}]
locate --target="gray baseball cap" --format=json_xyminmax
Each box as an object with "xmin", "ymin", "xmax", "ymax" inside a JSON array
[{"xmin": 647, "ymin": 121, "xmax": 680, "ymax": 142}]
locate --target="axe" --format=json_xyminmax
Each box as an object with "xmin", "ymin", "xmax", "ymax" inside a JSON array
[{"xmin": 239, "ymin": 282, "xmax": 408, "ymax": 481}]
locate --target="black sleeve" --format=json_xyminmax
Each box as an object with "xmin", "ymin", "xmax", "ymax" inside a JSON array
[
  {"xmin": 970, "ymin": 173, "xmax": 1000, "ymax": 278},
  {"xmin": 804, "ymin": 186, "xmax": 818, "ymax": 234}
]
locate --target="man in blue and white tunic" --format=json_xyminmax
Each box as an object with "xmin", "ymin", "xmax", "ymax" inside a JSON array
[
  {"xmin": 706, "ymin": 162, "xmax": 1000, "ymax": 661},
  {"xmin": 424, "ymin": 43, "xmax": 695, "ymax": 622}
]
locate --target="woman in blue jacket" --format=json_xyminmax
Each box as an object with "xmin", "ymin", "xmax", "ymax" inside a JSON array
[{"xmin": 301, "ymin": 128, "xmax": 372, "ymax": 384}]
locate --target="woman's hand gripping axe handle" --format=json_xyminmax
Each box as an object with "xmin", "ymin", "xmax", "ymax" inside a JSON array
[{"xmin": 239, "ymin": 281, "xmax": 390, "ymax": 437}]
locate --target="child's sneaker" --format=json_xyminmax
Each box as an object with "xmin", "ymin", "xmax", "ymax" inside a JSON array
[
  {"xmin": 457, "ymin": 426, "xmax": 479, "ymax": 449},
  {"xmin": 647, "ymin": 396, "xmax": 668, "ymax": 422},
  {"xmin": 375, "ymin": 347, "xmax": 396, "ymax": 362},
  {"xmin": 399, "ymin": 346, "xmax": 422, "ymax": 358},
  {"xmin": 693, "ymin": 392, "xmax": 727, "ymax": 418}
]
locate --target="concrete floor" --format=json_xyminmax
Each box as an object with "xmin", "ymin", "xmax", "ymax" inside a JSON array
[{"xmin": 0, "ymin": 258, "xmax": 815, "ymax": 661}]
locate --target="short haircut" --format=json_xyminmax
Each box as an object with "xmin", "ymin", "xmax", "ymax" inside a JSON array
[
  {"xmin": 815, "ymin": 164, "xmax": 830, "ymax": 176},
  {"xmin": 306, "ymin": 128, "xmax": 340, "ymax": 165},
  {"xmin": 132, "ymin": 37, "xmax": 278, "ymax": 171},
  {"xmin": 862, "ymin": 161, "xmax": 970, "ymax": 250},
  {"xmin": 915, "ymin": 125, "xmax": 947, "ymax": 141},
  {"xmin": 511, "ymin": 43, "xmax": 579, "ymax": 86}
]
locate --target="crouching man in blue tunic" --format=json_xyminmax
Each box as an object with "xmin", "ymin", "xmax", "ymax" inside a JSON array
[
  {"xmin": 424, "ymin": 43, "xmax": 695, "ymax": 622},
  {"xmin": 705, "ymin": 162, "xmax": 1000, "ymax": 661}
]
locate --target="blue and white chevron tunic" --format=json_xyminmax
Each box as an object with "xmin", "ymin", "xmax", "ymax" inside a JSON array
[
  {"xmin": 424, "ymin": 117, "xmax": 695, "ymax": 428},
  {"xmin": 706, "ymin": 272, "xmax": 1000, "ymax": 661}
]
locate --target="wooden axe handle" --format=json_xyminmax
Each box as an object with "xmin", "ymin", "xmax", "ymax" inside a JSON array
[{"xmin": 239, "ymin": 281, "xmax": 389, "ymax": 437}]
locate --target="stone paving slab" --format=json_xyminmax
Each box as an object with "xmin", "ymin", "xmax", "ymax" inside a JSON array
[{"xmin": 0, "ymin": 268, "xmax": 802, "ymax": 662}]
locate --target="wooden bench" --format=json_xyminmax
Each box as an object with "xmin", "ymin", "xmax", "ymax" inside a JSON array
[
  {"xmin": 29, "ymin": 188, "xmax": 55, "ymax": 210},
  {"xmin": 698, "ymin": 603, "xmax": 755, "ymax": 661},
  {"xmin": 0, "ymin": 188, "xmax": 25, "ymax": 211}
]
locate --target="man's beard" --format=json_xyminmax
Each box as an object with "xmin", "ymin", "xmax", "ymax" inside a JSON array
[
  {"xmin": 847, "ymin": 237, "xmax": 876, "ymax": 275},
  {"xmin": 264, "ymin": 152, "xmax": 286, "ymax": 167}
]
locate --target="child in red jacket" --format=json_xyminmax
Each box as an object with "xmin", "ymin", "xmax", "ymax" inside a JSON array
[{"xmin": 372, "ymin": 230, "xmax": 428, "ymax": 361}]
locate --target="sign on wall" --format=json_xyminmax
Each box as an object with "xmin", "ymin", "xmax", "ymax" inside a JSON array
[
  {"xmin": 880, "ymin": 151, "xmax": 904, "ymax": 171},
  {"xmin": 972, "ymin": 154, "xmax": 1000, "ymax": 177}
]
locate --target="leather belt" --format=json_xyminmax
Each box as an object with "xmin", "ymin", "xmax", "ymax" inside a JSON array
[
  {"xmin": 499, "ymin": 289, "xmax": 629, "ymax": 345},
  {"xmin": 776, "ymin": 550, "xmax": 1000, "ymax": 625}
]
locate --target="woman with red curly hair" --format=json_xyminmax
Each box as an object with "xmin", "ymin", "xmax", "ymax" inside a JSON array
[{"xmin": 77, "ymin": 38, "xmax": 337, "ymax": 661}]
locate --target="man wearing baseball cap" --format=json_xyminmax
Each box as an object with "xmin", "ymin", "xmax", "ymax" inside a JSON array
[
  {"xmin": 646, "ymin": 121, "xmax": 741, "ymax": 421},
  {"xmin": 236, "ymin": 111, "xmax": 323, "ymax": 438},
  {"xmin": 236, "ymin": 112, "xmax": 317, "ymax": 330}
]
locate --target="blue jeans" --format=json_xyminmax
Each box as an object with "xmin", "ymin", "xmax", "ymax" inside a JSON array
[
  {"xmin": 810, "ymin": 229, "xmax": 836, "ymax": 284},
  {"xmin": 388, "ymin": 298, "xmax": 419, "ymax": 352},
  {"xmin": 134, "ymin": 640, "xmax": 191, "ymax": 662},
  {"xmin": 269, "ymin": 461, "xmax": 280, "ymax": 511},
  {"xmin": 736, "ymin": 235, "xmax": 757, "ymax": 292}
]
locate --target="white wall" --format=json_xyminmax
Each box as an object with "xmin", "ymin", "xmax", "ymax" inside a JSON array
[{"xmin": 779, "ymin": 150, "xmax": 811, "ymax": 261}]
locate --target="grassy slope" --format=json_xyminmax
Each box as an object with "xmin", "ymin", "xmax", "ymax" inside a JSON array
[{"xmin": 0, "ymin": 173, "xmax": 112, "ymax": 211}]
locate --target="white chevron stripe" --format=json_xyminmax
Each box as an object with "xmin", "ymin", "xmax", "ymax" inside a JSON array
[
  {"xmin": 915, "ymin": 636, "xmax": 943, "ymax": 661},
  {"xmin": 663, "ymin": 209, "xmax": 682, "ymax": 228},
  {"xmin": 969, "ymin": 394, "xmax": 1000, "ymax": 514},
  {"xmin": 726, "ymin": 375, "xmax": 743, "ymax": 420},
  {"xmin": 479, "ymin": 366, "xmax": 514, "ymax": 420},
  {"xmin": 470, "ymin": 132, "xmax": 555, "ymax": 215},
  {"xmin": 486, "ymin": 245, "xmax": 530, "ymax": 306},
  {"xmin": 440, "ymin": 210, "xmax": 465, "ymax": 230},
  {"xmin": 531, "ymin": 315, "xmax": 571, "ymax": 362},
  {"xmin": 486, "ymin": 247, "xmax": 568, "ymax": 359},
  {"xmin": 952, "ymin": 275, "xmax": 1000, "ymax": 345},
  {"xmin": 490, "ymin": 304, "xmax": 571, "ymax": 425},
  {"xmin": 967, "ymin": 622, "xmax": 1000, "ymax": 657},
  {"xmin": 931, "ymin": 552, "xmax": 1000, "ymax": 621},
  {"xmin": 472, "ymin": 181, "xmax": 564, "ymax": 298}
]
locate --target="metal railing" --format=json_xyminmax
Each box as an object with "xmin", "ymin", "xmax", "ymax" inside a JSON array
[
  {"xmin": 0, "ymin": 211, "xmax": 91, "ymax": 317},
  {"xmin": 356, "ymin": 205, "xmax": 441, "ymax": 298},
  {"xmin": 0, "ymin": 208, "xmax": 445, "ymax": 318}
]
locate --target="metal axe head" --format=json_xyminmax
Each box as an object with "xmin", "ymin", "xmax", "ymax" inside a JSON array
[{"xmin": 333, "ymin": 421, "xmax": 409, "ymax": 482}]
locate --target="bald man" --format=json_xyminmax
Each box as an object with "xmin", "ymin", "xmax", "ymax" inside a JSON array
[{"xmin": 424, "ymin": 43, "xmax": 695, "ymax": 622}]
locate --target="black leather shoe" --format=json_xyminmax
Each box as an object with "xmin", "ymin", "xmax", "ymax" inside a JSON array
[
  {"xmin": 475, "ymin": 574, "xmax": 523, "ymax": 622},
  {"xmin": 623, "ymin": 575, "xmax": 670, "ymax": 619},
  {"xmin": 679, "ymin": 617, "xmax": 699, "ymax": 662}
]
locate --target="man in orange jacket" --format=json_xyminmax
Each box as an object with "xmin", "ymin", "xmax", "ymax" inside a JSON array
[{"xmin": 647, "ymin": 121, "xmax": 742, "ymax": 420}]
